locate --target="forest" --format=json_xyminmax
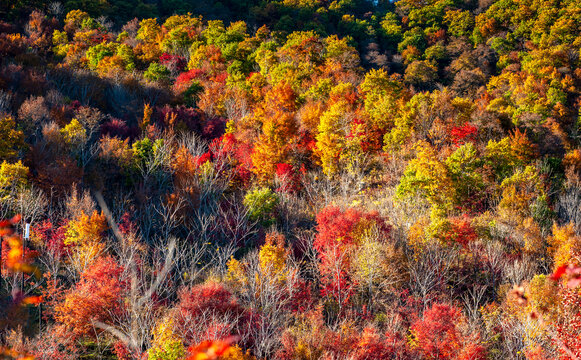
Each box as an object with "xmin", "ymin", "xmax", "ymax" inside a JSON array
[{"xmin": 0, "ymin": 0, "xmax": 580, "ymax": 358}]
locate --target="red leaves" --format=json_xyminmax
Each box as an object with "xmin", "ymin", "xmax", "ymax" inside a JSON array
[
  {"xmin": 175, "ymin": 69, "xmax": 205, "ymax": 94},
  {"xmin": 314, "ymin": 207, "xmax": 391, "ymax": 306},
  {"xmin": 551, "ymin": 264, "xmax": 581, "ymax": 288},
  {"xmin": 552, "ymin": 265, "xmax": 569, "ymax": 281},
  {"xmin": 275, "ymin": 163, "xmax": 301, "ymax": 193},
  {"xmin": 450, "ymin": 122, "xmax": 478, "ymax": 146},
  {"xmin": 439, "ymin": 216, "xmax": 478, "ymax": 248},
  {"xmin": 411, "ymin": 303, "xmax": 486, "ymax": 360},
  {"xmin": 160, "ymin": 53, "xmax": 186, "ymax": 72},
  {"xmin": 351, "ymin": 328, "xmax": 407, "ymax": 360},
  {"xmin": 195, "ymin": 151, "xmax": 213, "ymax": 167},
  {"xmin": 176, "ymin": 283, "xmax": 250, "ymax": 347},
  {"xmin": 32, "ymin": 220, "xmax": 68, "ymax": 258},
  {"xmin": 411, "ymin": 303, "xmax": 462, "ymax": 358},
  {"xmin": 553, "ymin": 286, "xmax": 581, "ymax": 359},
  {"xmin": 314, "ymin": 207, "xmax": 360, "ymax": 252}
]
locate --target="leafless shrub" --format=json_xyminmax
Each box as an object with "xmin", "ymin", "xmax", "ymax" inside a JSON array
[
  {"xmin": 121, "ymin": 18, "xmax": 140, "ymax": 39},
  {"xmin": 224, "ymin": 95, "xmax": 250, "ymax": 123},
  {"xmin": 408, "ymin": 245, "xmax": 456, "ymax": 309},
  {"xmin": 96, "ymin": 16, "xmax": 113, "ymax": 31},
  {"xmin": 74, "ymin": 106, "xmax": 103, "ymax": 139},
  {"xmin": 18, "ymin": 96, "xmax": 49, "ymax": 133},
  {"xmin": 237, "ymin": 251, "xmax": 300, "ymax": 358},
  {"xmin": 89, "ymin": 194, "xmax": 183, "ymax": 353},
  {"xmin": 65, "ymin": 186, "xmax": 96, "ymax": 219},
  {"xmin": 48, "ymin": 2, "xmax": 64, "ymax": 18},
  {"xmin": 179, "ymin": 132, "xmax": 207, "ymax": 158},
  {"xmin": 16, "ymin": 186, "xmax": 48, "ymax": 225},
  {"xmin": 503, "ymin": 256, "xmax": 538, "ymax": 286},
  {"xmin": 0, "ymin": 89, "xmax": 12, "ymax": 114},
  {"xmin": 462, "ymin": 284, "xmax": 488, "ymax": 326},
  {"xmin": 557, "ymin": 185, "xmax": 581, "ymax": 234}
]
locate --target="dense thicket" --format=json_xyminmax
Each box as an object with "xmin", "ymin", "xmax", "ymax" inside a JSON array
[{"xmin": 0, "ymin": 0, "xmax": 580, "ymax": 359}]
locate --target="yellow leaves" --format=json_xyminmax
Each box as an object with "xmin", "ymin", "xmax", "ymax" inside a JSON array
[
  {"xmin": 137, "ymin": 18, "xmax": 162, "ymax": 43},
  {"xmin": 228, "ymin": 232, "xmax": 291, "ymax": 292},
  {"xmin": 314, "ymin": 99, "xmax": 350, "ymax": 176},
  {"xmin": 498, "ymin": 165, "xmax": 540, "ymax": 222},
  {"xmin": 63, "ymin": 10, "xmax": 90, "ymax": 33},
  {"xmin": 99, "ymin": 136, "xmax": 133, "ymax": 167},
  {"xmin": 520, "ymin": 217, "xmax": 543, "ymax": 255},
  {"xmin": 64, "ymin": 211, "xmax": 108, "ymax": 246},
  {"xmin": 527, "ymin": 274, "xmax": 559, "ymax": 321},
  {"xmin": 352, "ymin": 235, "xmax": 390, "ymax": 285},
  {"xmin": 60, "ymin": 118, "xmax": 87, "ymax": 149},
  {"xmin": 548, "ymin": 223, "xmax": 580, "ymax": 269},
  {"xmin": 0, "ymin": 116, "xmax": 24, "ymax": 160},
  {"xmin": 258, "ymin": 232, "xmax": 288, "ymax": 282},
  {"xmin": 0, "ymin": 161, "xmax": 29, "ymax": 201},
  {"xmin": 95, "ymin": 54, "xmax": 126, "ymax": 77},
  {"xmin": 396, "ymin": 140, "xmax": 455, "ymax": 217},
  {"xmin": 149, "ymin": 314, "xmax": 187, "ymax": 360},
  {"xmin": 64, "ymin": 211, "xmax": 108, "ymax": 271},
  {"xmin": 407, "ymin": 217, "xmax": 431, "ymax": 254},
  {"xmin": 226, "ymin": 257, "xmax": 247, "ymax": 289}
]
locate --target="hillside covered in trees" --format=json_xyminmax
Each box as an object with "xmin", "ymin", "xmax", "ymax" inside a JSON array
[{"xmin": 0, "ymin": 0, "xmax": 581, "ymax": 358}]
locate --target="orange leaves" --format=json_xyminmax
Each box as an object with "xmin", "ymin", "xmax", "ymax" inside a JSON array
[
  {"xmin": 250, "ymin": 84, "xmax": 299, "ymax": 182},
  {"xmin": 0, "ymin": 214, "xmax": 42, "ymax": 323},
  {"xmin": 0, "ymin": 347, "xmax": 34, "ymax": 360},
  {"xmin": 54, "ymin": 256, "xmax": 125, "ymax": 338},
  {"xmin": 186, "ymin": 338, "xmax": 236, "ymax": 360},
  {"xmin": 1, "ymin": 214, "xmax": 39, "ymax": 277},
  {"xmin": 21, "ymin": 296, "xmax": 42, "ymax": 305}
]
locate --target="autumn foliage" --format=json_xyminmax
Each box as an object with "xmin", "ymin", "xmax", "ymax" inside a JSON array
[{"xmin": 0, "ymin": 0, "xmax": 580, "ymax": 358}]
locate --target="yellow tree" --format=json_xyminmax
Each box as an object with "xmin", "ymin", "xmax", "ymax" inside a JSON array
[
  {"xmin": 396, "ymin": 140, "xmax": 455, "ymax": 218},
  {"xmin": 250, "ymin": 83, "xmax": 298, "ymax": 183},
  {"xmin": 258, "ymin": 231, "xmax": 289, "ymax": 283},
  {"xmin": 0, "ymin": 116, "xmax": 24, "ymax": 159},
  {"xmin": 314, "ymin": 99, "xmax": 350, "ymax": 176},
  {"xmin": 548, "ymin": 223, "xmax": 581, "ymax": 269},
  {"xmin": 64, "ymin": 210, "xmax": 108, "ymax": 272}
]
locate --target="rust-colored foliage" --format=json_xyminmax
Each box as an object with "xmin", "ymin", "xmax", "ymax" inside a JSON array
[{"xmin": 54, "ymin": 256, "xmax": 126, "ymax": 338}]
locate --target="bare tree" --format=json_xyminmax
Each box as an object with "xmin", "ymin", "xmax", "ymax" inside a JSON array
[
  {"xmin": 237, "ymin": 251, "xmax": 300, "ymax": 358},
  {"xmin": 89, "ymin": 193, "xmax": 185, "ymax": 355},
  {"xmin": 407, "ymin": 245, "xmax": 456, "ymax": 310}
]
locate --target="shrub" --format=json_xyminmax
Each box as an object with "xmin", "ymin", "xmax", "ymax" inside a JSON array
[{"xmin": 243, "ymin": 187, "xmax": 279, "ymax": 226}]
